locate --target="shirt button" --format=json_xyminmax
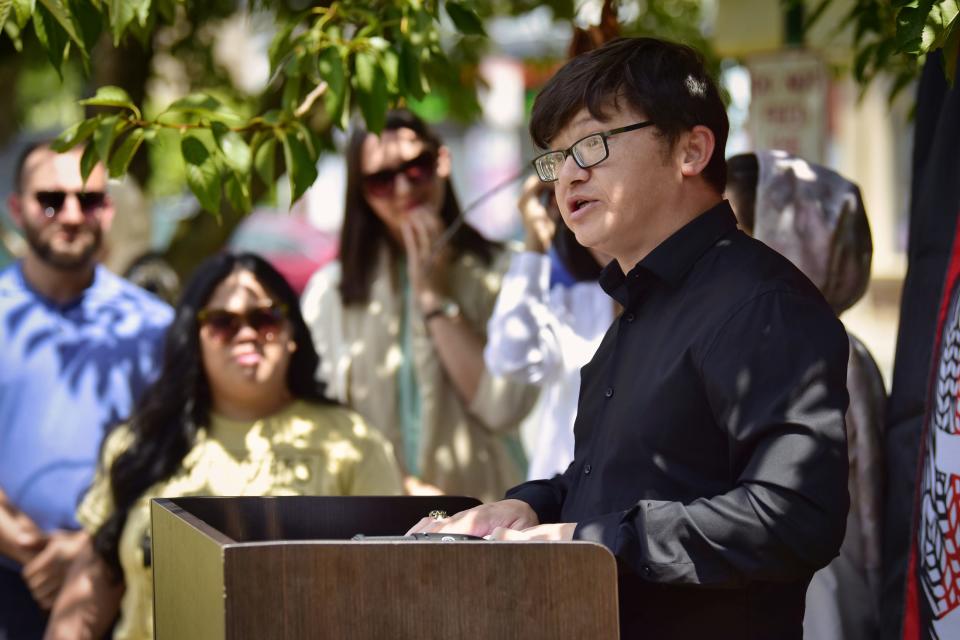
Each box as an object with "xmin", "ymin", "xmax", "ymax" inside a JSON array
[
  {"xmin": 604, "ymin": 387, "xmax": 614, "ymax": 398},
  {"xmin": 584, "ymin": 464, "xmax": 592, "ymax": 475},
  {"xmin": 641, "ymin": 564, "xmax": 653, "ymax": 578},
  {"xmin": 625, "ymin": 313, "xmax": 635, "ymax": 322}
]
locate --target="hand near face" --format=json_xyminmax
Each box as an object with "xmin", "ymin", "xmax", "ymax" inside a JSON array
[
  {"xmin": 400, "ymin": 207, "xmax": 452, "ymax": 312},
  {"xmin": 22, "ymin": 530, "xmax": 88, "ymax": 610},
  {"xmin": 406, "ymin": 499, "xmax": 540, "ymax": 538},
  {"xmin": 518, "ymin": 174, "xmax": 557, "ymax": 254}
]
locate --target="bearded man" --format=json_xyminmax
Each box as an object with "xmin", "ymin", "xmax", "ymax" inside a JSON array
[{"xmin": 0, "ymin": 142, "xmax": 171, "ymax": 639}]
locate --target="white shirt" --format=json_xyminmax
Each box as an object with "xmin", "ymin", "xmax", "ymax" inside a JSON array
[{"xmin": 484, "ymin": 251, "xmax": 614, "ymax": 480}]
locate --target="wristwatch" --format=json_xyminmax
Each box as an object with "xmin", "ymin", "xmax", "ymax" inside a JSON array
[{"xmin": 423, "ymin": 299, "xmax": 461, "ymax": 324}]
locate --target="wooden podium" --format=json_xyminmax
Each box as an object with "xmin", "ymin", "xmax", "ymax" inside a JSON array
[{"xmin": 151, "ymin": 496, "xmax": 619, "ymax": 639}]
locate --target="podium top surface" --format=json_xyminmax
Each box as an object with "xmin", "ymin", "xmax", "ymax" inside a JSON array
[{"xmin": 152, "ymin": 495, "xmax": 482, "ymax": 543}]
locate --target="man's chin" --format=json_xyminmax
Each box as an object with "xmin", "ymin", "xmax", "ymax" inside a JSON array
[{"xmin": 36, "ymin": 246, "xmax": 98, "ymax": 270}]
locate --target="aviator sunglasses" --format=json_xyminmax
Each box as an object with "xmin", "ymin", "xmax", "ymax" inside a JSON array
[
  {"xmin": 362, "ymin": 151, "xmax": 437, "ymax": 198},
  {"xmin": 197, "ymin": 303, "xmax": 288, "ymax": 342},
  {"xmin": 33, "ymin": 190, "xmax": 107, "ymax": 218}
]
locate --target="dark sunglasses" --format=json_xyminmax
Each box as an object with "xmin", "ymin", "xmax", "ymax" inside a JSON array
[
  {"xmin": 197, "ymin": 304, "xmax": 288, "ymax": 342},
  {"xmin": 362, "ymin": 151, "xmax": 437, "ymax": 198},
  {"xmin": 33, "ymin": 190, "xmax": 107, "ymax": 218}
]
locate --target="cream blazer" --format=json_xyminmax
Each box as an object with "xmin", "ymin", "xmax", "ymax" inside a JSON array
[{"xmin": 302, "ymin": 245, "xmax": 538, "ymax": 503}]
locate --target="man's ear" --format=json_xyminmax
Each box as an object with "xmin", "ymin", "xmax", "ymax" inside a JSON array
[
  {"xmin": 436, "ymin": 145, "xmax": 452, "ymax": 180},
  {"xmin": 7, "ymin": 193, "xmax": 23, "ymax": 228},
  {"xmin": 97, "ymin": 194, "xmax": 116, "ymax": 233},
  {"xmin": 679, "ymin": 125, "xmax": 715, "ymax": 178}
]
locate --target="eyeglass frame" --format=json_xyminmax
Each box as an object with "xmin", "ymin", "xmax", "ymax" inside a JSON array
[
  {"xmin": 31, "ymin": 190, "xmax": 108, "ymax": 219},
  {"xmin": 196, "ymin": 303, "xmax": 289, "ymax": 342},
  {"xmin": 531, "ymin": 120, "xmax": 655, "ymax": 183}
]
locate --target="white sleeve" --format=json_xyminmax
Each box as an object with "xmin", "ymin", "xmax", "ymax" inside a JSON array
[
  {"xmin": 300, "ymin": 263, "xmax": 350, "ymax": 402},
  {"xmin": 483, "ymin": 251, "xmax": 565, "ymax": 385}
]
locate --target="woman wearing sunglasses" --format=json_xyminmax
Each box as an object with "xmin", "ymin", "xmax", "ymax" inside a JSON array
[
  {"xmin": 45, "ymin": 252, "xmax": 403, "ymax": 639},
  {"xmin": 302, "ymin": 110, "xmax": 537, "ymax": 503}
]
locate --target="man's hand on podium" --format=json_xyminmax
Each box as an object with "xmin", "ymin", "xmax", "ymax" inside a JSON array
[
  {"xmin": 487, "ymin": 523, "xmax": 576, "ymax": 541},
  {"xmin": 406, "ymin": 499, "xmax": 540, "ymax": 538}
]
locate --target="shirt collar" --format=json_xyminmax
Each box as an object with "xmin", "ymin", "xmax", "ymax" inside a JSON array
[{"xmin": 599, "ymin": 200, "xmax": 739, "ymax": 305}]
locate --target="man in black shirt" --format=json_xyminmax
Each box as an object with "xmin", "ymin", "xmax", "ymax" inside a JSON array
[{"xmin": 409, "ymin": 37, "xmax": 849, "ymax": 638}]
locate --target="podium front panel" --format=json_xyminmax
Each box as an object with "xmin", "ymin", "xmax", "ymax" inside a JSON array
[{"xmin": 152, "ymin": 496, "xmax": 619, "ymax": 639}]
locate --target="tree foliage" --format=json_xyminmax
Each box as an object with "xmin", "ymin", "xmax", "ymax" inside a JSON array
[
  {"xmin": 807, "ymin": 0, "xmax": 960, "ymax": 100},
  {"xmin": 1, "ymin": 0, "xmax": 578, "ymax": 215}
]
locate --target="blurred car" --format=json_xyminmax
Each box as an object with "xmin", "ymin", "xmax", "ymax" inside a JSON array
[{"xmin": 228, "ymin": 208, "xmax": 339, "ymax": 295}]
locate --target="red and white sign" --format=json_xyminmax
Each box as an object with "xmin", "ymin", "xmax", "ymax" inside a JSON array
[{"xmin": 746, "ymin": 50, "xmax": 828, "ymax": 162}]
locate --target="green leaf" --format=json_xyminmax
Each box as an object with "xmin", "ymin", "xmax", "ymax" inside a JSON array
[
  {"xmin": 69, "ymin": 0, "xmax": 103, "ymax": 55},
  {"xmin": 280, "ymin": 131, "xmax": 317, "ymax": 207},
  {"xmin": 0, "ymin": 0, "xmax": 14, "ymax": 32},
  {"xmin": 93, "ymin": 114, "xmax": 128, "ymax": 167},
  {"xmin": 36, "ymin": 0, "xmax": 86, "ymax": 55},
  {"xmin": 212, "ymin": 122, "xmax": 251, "ymax": 173},
  {"xmin": 11, "ymin": 0, "xmax": 32, "ymax": 29},
  {"xmin": 109, "ymin": 0, "xmax": 135, "ymax": 45},
  {"xmin": 79, "ymin": 142, "xmax": 98, "ymax": 185},
  {"xmin": 317, "ymin": 47, "xmax": 346, "ymax": 124},
  {"xmin": 354, "ymin": 51, "xmax": 388, "ymax": 133},
  {"xmin": 107, "ymin": 128, "xmax": 144, "ymax": 178},
  {"xmin": 281, "ymin": 70, "xmax": 302, "ymax": 111},
  {"xmin": 33, "ymin": 3, "xmax": 69, "ymax": 75},
  {"xmin": 224, "ymin": 171, "xmax": 252, "ymax": 214},
  {"xmin": 445, "ymin": 2, "xmax": 486, "ymax": 36},
  {"xmin": 3, "ymin": 18, "xmax": 23, "ymax": 51},
  {"xmin": 163, "ymin": 93, "xmax": 241, "ymax": 122},
  {"xmin": 896, "ymin": 1, "xmax": 935, "ymax": 54},
  {"xmin": 253, "ymin": 135, "xmax": 277, "ymax": 200},
  {"xmin": 399, "ymin": 41, "xmax": 426, "ymax": 101},
  {"xmin": 80, "ymin": 85, "xmax": 141, "ymax": 119},
  {"xmin": 51, "ymin": 116, "xmax": 100, "ymax": 152},
  {"xmin": 181, "ymin": 135, "xmax": 222, "ymax": 216}
]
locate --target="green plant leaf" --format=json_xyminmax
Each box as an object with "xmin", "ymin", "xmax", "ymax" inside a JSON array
[
  {"xmin": 164, "ymin": 93, "xmax": 242, "ymax": 122},
  {"xmin": 36, "ymin": 0, "xmax": 85, "ymax": 55},
  {"xmin": 33, "ymin": 3, "xmax": 69, "ymax": 75},
  {"xmin": 399, "ymin": 41, "xmax": 426, "ymax": 100},
  {"xmin": 281, "ymin": 130, "xmax": 317, "ymax": 207},
  {"xmin": 896, "ymin": 1, "xmax": 935, "ymax": 54},
  {"xmin": 107, "ymin": 128, "xmax": 144, "ymax": 178},
  {"xmin": 0, "ymin": 0, "xmax": 14, "ymax": 32},
  {"xmin": 69, "ymin": 0, "xmax": 103, "ymax": 55},
  {"xmin": 51, "ymin": 116, "xmax": 100, "ymax": 152},
  {"xmin": 182, "ymin": 134, "xmax": 222, "ymax": 216},
  {"xmin": 212, "ymin": 121, "xmax": 252, "ymax": 173},
  {"xmin": 354, "ymin": 50, "xmax": 388, "ymax": 133},
  {"xmin": 94, "ymin": 114, "xmax": 130, "ymax": 169},
  {"xmin": 944, "ymin": 15, "xmax": 960, "ymax": 85},
  {"xmin": 317, "ymin": 46, "xmax": 346, "ymax": 124},
  {"xmin": 445, "ymin": 2, "xmax": 486, "ymax": 36},
  {"xmin": 11, "ymin": 0, "xmax": 33, "ymax": 29},
  {"xmin": 253, "ymin": 135, "xmax": 277, "ymax": 201},
  {"xmin": 80, "ymin": 85, "xmax": 142, "ymax": 119},
  {"xmin": 109, "ymin": 0, "xmax": 135, "ymax": 44},
  {"xmin": 224, "ymin": 170, "xmax": 252, "ymax": 214},
  {"xmin": 79, "ymin": 142, "xmax": 98, "ymax": 185}
]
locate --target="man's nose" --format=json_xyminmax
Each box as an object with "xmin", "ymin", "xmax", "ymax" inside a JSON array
[
  {"xmin": 56, "ymin": 194, "xmax": 87, "ymax": 224},
  {"xmin": 557, "ymin": 154, "xmax": 589, "ymax": 188}
]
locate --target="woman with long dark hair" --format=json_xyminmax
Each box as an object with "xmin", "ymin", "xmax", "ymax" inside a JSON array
[
  {"xmin": 484, "ymin": 176, "xmax": 616, "ymax": 480},
  {"xmin": 301, "ymin": 110, "xmax": 537, "ymax": 502},
  {"xmin": 46, "ymin": 252, "xmax": 402, "ymax": 639}
]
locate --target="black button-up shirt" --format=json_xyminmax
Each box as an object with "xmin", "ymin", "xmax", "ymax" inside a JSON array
[{"xmin": 506, "ymin": 202, "xmax": 850, "ymax": 639}]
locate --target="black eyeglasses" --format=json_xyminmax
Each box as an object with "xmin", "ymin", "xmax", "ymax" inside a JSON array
[
  {"xmin": 197, "ymin": 304, "xmax": 288, "ymax": 342},
  {"xmin": 33, "ymin": 190, "xmax": 107, "ymax": 218},
  {"xmin": 362, "ymin": 151, "xmax": 437, "ymax": 198},
  {"xmin": 531, "ymin": 121, "xmax": 655, "ymax": 182}
]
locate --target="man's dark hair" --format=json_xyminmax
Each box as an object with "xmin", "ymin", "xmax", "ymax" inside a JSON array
[{"xmin": 529, "ymin": 37, "xmax": 729, "ymax": 193}]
